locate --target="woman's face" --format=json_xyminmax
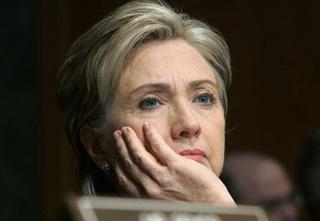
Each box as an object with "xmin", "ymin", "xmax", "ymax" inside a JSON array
[{"xmin": 109, "ymin": 39, "xmax": 225, "ymax": 175}]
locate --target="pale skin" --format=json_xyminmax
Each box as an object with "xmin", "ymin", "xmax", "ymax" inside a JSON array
[{"xmin": 82, "ymin": 39, "xmax": 235, "ymax": 205}]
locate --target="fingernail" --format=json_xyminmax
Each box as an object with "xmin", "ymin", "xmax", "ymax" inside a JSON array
[
  {"xmin": 143, "ymin": 121, "xmax": 149, "ymax": 130},
  {"xmin": 113, "ymin": 130, "xmax": 121, "ymax": 138},
  {"xmin": 122, "ymin": 127, "xmax": 129, "ymax": 135}
]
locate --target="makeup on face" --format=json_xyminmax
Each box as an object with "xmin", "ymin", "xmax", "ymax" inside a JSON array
[
  {"xmin": 109, "ymin": 39, "xmax": 225, "ymax": 174},
  {"xmin": 179, "ymin": 149, "xmax": 207, "ymax": 162}
]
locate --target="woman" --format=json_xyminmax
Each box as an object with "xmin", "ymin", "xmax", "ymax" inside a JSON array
[{"xmin": 57, "ymin": 0, "xmax": 235, "ymax": 205}]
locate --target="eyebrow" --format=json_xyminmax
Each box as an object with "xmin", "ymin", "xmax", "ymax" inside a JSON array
[
  {"xmin": 188, "ymin": 80, "xmax": 218, "ymax": 90},
  {"xmin": 128, "ymin": 83, "xmax": 170, "ymax": 97},
  {"xmin": 129, "ymin": 79, "xmax": 218, "ymax": 95},
  {"xmin": 129, "ymin": 83, "xmax": 169, "ymax": 94}
]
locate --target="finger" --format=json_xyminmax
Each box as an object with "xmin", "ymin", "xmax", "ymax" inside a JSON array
[
  {"xmin": 113, "ymin": 162, "xmax": 142, "ymax": 197},
  {"xmin": 143, "ymin": 122, "xmax": 179, "ymax": 165},
  {"xmin": 113, "ymin": 129, "xmax": 158, "ymax": 188},
  {"xmin": 115, "ymin": 161, "xmax": 166, "ymax": 200},
  {"xmin": 120, "ymin": 127, "xmax": 170, "ymax": 184}
]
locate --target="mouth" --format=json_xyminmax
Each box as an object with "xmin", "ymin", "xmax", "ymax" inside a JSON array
[{"xmin": 178, "ymin": 149, "xmax": 207, "ymax": 162}]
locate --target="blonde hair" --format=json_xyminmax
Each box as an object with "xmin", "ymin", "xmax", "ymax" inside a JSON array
[{"xmin": 57, "ymin": 0, "xmax": 231, "ymax": 195}]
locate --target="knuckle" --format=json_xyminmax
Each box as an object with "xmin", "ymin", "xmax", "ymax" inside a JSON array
[
  {"xmin": 123, "ymin": 159, "xmax": 131, "ymax": 170},
  {"xmin": 134, "ymin": 152, "xmax": 143, "ymax": 164},
  {"xmin": 118, "ymin": 174, "xmax": 127, "ymax": 187},
  {"xmin": 146, "ymin": 187, "xmax": 161, "ymax": 198},
  {"xmin": 159, "ymin": 176, "xmax": 172, "ymax": 188}
]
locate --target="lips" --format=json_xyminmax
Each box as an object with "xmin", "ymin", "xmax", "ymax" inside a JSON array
[{"xmin": 178, "ymin": 149, "xmax": 206, "ymax": 162}]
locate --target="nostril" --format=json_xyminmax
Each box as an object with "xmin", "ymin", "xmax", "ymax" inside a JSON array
[
  {"xmin": 180, "ymin": 131, "xmax": 189, "ymax": 138},
  {"xmin": 170, "ymin": 112, "xmax": 201, "ymax": 139},
  {"xmin": 195, "ymin": 128, "xmax": 201, "ymax": 137},
  {"xmin": 179, "ymin": 127, "xmax": 201, "ymax": 138}
]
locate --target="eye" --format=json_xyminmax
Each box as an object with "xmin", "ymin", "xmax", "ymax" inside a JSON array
[
  {"xmin": 138, "ymin": 96, "xmax": 160, "ymax": 109},
  {"xmin": 194, "ymin": 93, "xmax": 215, "ymax": 105}
]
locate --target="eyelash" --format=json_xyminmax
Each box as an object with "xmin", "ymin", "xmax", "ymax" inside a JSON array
[
  {"xmin": 193, "ymin": 93, "xmax": 216, "ymax": 106},
  {"xmin": 138, "ymin": 96, "xmax": 160, "ymax": 110},
  {"xmin": 138, "ymin": 93, "xmax": 216, "ymax": 110}
]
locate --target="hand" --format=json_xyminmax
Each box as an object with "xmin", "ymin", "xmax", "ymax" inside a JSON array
[{"xmin": 112, "ymin": 122, "xmax": 235, "ymax": 206}]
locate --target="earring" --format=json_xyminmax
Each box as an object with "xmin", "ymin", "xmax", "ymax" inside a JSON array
[{"xmin": 101, "ymin": 161, "xmax": 110, "ymax": 172}]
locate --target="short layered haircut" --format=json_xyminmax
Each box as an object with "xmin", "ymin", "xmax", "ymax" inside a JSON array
[{"xmin": 57, "ymin": 0, "xmax": 231, "ymax": 194}]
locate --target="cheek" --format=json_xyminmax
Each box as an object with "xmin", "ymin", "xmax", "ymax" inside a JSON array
[
  {"xmin": 110, "ymin": 113, "xmax": 167, "ymax": 146},
  {"xmin": 141, "ymin": 119, "xmax": 167, "ymax": 147},
  {"xmin": 203, "ymin": 113, "xmax": 225, "ymax": 146},
  {"xmin": 203, "ymin": 113, "xmax": 225, "ymax": 173}
]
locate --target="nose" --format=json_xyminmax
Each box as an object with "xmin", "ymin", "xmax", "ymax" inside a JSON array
[{"xmin": 170, "ymin": 103, "xmax": 201, "ymax": 140}]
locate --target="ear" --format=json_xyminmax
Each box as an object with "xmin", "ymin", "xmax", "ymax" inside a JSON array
[{"xmin": 80, "ymin": 125, "xmax": 106, "ymax": 166}]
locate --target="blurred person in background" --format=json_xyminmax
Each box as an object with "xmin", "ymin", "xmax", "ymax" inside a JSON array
[
  {"xmin": 221, "ymin": 152, "xmax": 299, "ymax": 221},
  {"xmin": 298, "ymin": 129, "xmax": 320, "ymax": 221}
]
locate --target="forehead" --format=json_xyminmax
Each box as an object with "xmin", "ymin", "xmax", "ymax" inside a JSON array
[{"xmin": 120, "ymin": 39, "xmax": 217, "ymax": 89}]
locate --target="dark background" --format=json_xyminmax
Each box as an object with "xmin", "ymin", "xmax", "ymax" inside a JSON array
[
  {"xmin": 0, "ymin": 0, "xmax": 37, "ymax": 221},
  {"xmin": 1, "ymin": 0, "xmax": 319, "ymax": 221}
]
